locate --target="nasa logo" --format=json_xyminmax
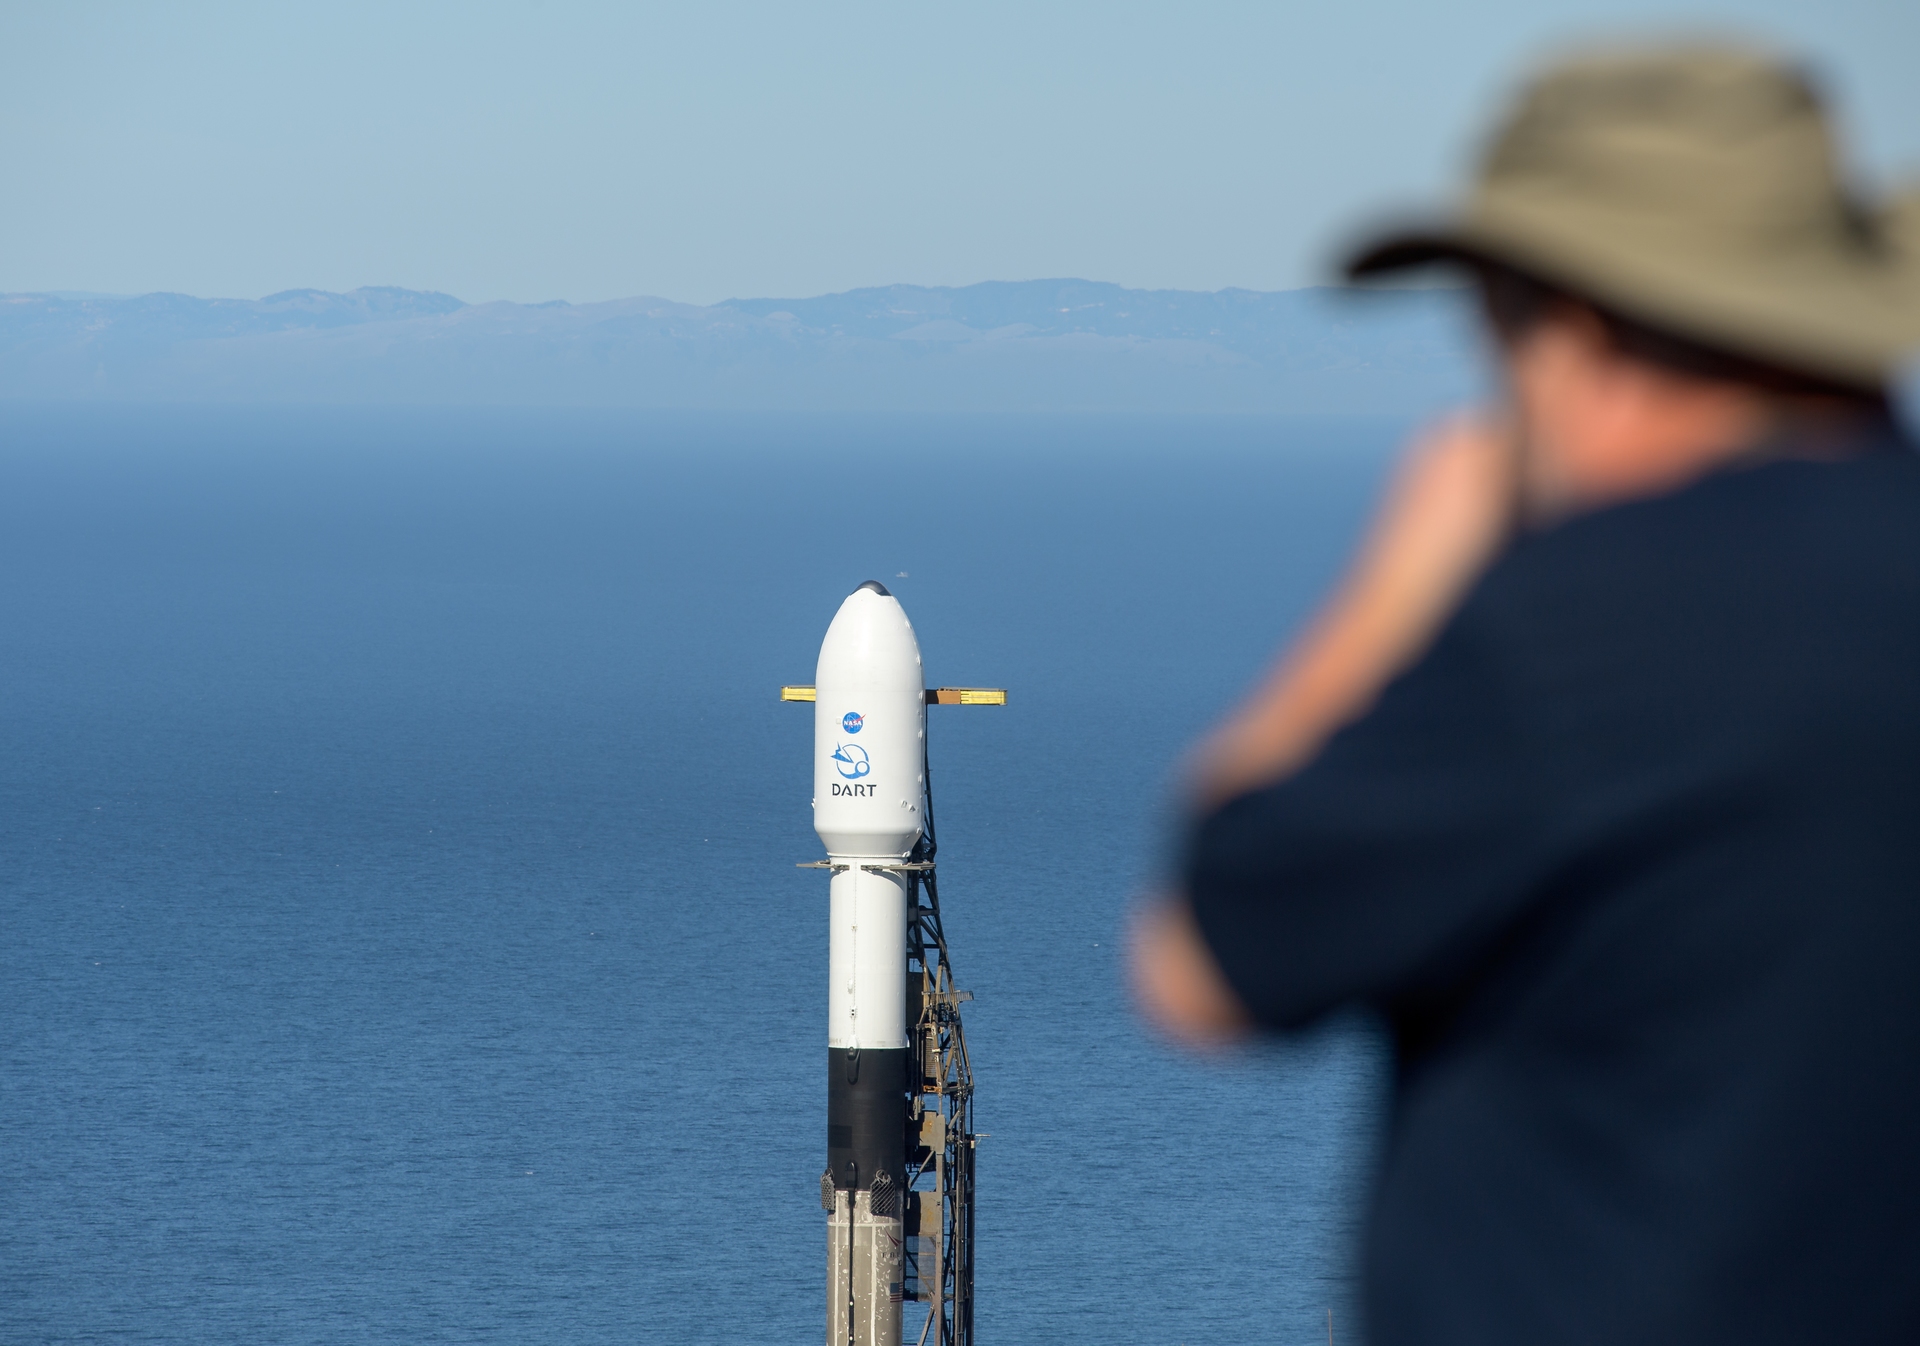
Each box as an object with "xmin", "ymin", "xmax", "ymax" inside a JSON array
[{"xmin": 842, "ymin": 711, "xmax": 864, "ymax": 734}]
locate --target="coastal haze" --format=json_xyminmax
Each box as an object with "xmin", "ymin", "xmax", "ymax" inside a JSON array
[{"xmin": 0, "ymin": 281, "xmax": 1477, "ymax": 413}]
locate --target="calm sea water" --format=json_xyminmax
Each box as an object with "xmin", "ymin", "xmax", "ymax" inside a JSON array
[{"xmin": 1, "ymin": 406, "xmax": 1401, "ymax": 1345}]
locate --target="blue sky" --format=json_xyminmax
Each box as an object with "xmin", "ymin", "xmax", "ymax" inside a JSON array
[{"xmin": 2, "ymin": 1, "xmax": 1914, "ymax": 304}]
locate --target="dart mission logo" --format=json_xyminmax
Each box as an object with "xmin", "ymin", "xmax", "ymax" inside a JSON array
[
  {"xmin": 830, "ymin": 742, "xmax": 875, "ymax": 795},
  {"xmin": 842, "ymin": 711, "xmax": 864, "ymax": 733}
]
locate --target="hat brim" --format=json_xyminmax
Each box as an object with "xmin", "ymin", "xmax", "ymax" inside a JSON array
[
  {"xmin": 1338, "ymin": 208, "xmax": 1919, "ymax": 387},
  {"xmin": 1343, "ymin": 223, "xmax": 1492, "ymax": 282}
]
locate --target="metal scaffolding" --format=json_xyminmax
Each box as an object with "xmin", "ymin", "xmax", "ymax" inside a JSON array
[{"xmin": 905, "ymin": 857, "xmax": 975, "ymax": 1346}]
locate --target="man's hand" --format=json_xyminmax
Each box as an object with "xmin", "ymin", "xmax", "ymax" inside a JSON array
[
  {"xmin": 1128, "ymin": 896, "xmax": 1254, "ymax": 1049},
  {"xmin": 1137, "ymin": 416, "xmax": 1514, "ymax": 1052},
  {"xmin": 1187, "ymin": 413, "xmax": 1517, "ymax": 808}
]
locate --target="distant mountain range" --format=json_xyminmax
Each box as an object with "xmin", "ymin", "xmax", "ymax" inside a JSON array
[{"xmin": 0, "ymin": 280, "xmax": 1482, "ymax": 414}]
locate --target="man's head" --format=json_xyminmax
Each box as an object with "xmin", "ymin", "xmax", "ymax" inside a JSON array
[
  {"xmin": 1475, "ymin": 262, "xmax": 1889, "ymax": 518},
  {"xmin": 1343, "ymin": 42, "xmax": 1919, "ymax": 516}
]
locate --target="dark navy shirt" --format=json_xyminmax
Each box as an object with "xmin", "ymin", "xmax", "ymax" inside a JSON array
[{"xmin": 1186, "ymin": 432, "xmax": 1920, "ymax": 1345}]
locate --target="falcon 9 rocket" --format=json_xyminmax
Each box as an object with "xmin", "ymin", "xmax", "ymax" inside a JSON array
[{"xmin": 786, "ymin": 581, "xmax": 993, "ymax": 1346}]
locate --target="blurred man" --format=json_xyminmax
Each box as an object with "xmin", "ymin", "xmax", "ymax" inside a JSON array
[{"xmin": 1132, "ymin": 45, "xmax": 1920, "ymax": 1345}]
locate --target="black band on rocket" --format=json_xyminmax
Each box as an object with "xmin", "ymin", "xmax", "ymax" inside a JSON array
[{"xmin": 826, "ymin": 1046, "xmax": 907, "ymax": 1191}]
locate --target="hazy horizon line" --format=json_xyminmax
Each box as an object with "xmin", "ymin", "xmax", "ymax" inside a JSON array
[{"xmin": 7, "ymin": 275, "xmax": 1463, "ymax": 310}]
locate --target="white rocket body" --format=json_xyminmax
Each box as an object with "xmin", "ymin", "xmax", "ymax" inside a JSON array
[
  {"xmin": 815, "ymin": 581, "xmax": 923, "ymax": 1346},
  {"xmin": 815, "ymin": 582, "xmax": 925, "ymax": 1056}
]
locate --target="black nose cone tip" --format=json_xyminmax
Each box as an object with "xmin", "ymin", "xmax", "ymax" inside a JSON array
[{"xmin": 856, "ymin": 580, "xmax": 892, "ymax": 597}]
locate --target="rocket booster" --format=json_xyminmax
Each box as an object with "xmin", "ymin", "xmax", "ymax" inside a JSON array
[{"xmin": 816, "ymin": 581, "xmax": 924, "ymax": 1346}]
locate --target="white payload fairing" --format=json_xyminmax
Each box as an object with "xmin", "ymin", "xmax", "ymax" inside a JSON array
[
  {"xmin": 787, "ymin": 581, "xmax": 995, "ymax": 1346},
  {"xmin": 813, "ymin": 581, "xmax": 928, "ymax": 861}
]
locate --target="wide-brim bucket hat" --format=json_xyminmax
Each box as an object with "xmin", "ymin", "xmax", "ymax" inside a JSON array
[{"xmin": 1344, "ymin": 44, "xmax": 1920, "ymax": 388}]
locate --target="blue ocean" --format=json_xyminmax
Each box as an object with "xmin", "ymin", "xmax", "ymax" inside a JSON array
[{"xmin": 1, "ymin": 406, "xmax": 1399, "ymax": 1345}]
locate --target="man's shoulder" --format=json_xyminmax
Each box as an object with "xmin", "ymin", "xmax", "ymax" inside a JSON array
[
  {"xmin": 1400, "ymin": 440, "xmax": 1920, "ymax": 804},
  {"xmin": 1594, "ymin": 436, "xmax": 1920, "ymax": 539},
  {"xmin": 1446, "ymin": 439, "xmax": 1920, "ymax": 724},
  {"xmin": 1482, "ymin": 443, "xmax": 1920, "ymax": 614}
]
